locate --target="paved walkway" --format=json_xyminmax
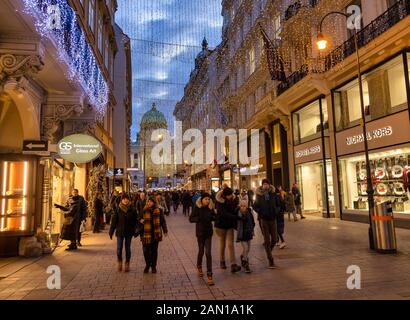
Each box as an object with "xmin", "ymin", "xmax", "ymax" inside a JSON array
[{"xmin": 1, "ymin": 209, "xmax": 410, "ymax": 300}]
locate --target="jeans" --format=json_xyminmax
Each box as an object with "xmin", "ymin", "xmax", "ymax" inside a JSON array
[
  {"xmin": 143, "ymin": 241, "xmax": 159, "ymax": 268},
  {"xmin": 117, "ymin": 236, "xmax": 132, "ymax": 262},
  {"xmin": 183, "ymin": 204, "xmax": 190, "ymax": 216},
  {"xmin": 215, "ymin": 228, "xmax": 237, "ymax": 265},
  {"xmin": 240, "ymin": 241, "xmax": 251, "ymax": 261},
  {"xmin": 261, "ymin": 219, "xmax": 277, "ymax": 262},
  {"xmin": 197, "ymin": 236, "xmax": 212, "ymax": 275}
]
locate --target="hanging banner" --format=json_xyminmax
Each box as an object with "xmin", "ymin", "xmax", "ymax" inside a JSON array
[{"xmin": 57, "ymin": 134, "xmax": 103, "ymax": 164}]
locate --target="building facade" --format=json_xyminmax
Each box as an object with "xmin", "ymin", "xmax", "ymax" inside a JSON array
[
  {"xmin": 176, "ymin": 0, "xmax": 410, "ymax": 227},
  {"xmin": 0, "ymin": 0, "xmax": 131, "ymax": 256}
]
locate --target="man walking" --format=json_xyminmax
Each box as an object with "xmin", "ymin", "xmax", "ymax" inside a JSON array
[{"xmin": 253, "ymin": 179, "xmax": 281, "ymax": 269}]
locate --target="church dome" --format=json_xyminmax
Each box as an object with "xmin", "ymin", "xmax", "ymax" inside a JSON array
[{"xmin": 140, "ymin": 103, "xmax": 168, "ymax": 130}]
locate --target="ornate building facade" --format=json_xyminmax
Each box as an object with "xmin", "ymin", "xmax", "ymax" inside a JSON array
[
  {"xmin": 176, "ymin": 0, "xmax": 410, "ymax": 227},
  {"xmin": 0, "ymin": 0, "xmax": 131, "ymax": 256}
]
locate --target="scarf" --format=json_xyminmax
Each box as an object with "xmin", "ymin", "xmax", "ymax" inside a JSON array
[
  {"xmin": 119, "ymin": 202, "xmax": 130, "ymax": 213},
  {"xmin": 142, "ymin": 206, "xmax": 162, "ymax": 245}
]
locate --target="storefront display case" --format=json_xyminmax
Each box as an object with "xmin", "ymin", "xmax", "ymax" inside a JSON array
[
  {"xmin": 0, "ymin": 157, "xmax": 37, "ymax": 235},
  {"xmin": 339, "ymin": 147, "xmax": 410, "ymax": 215}
]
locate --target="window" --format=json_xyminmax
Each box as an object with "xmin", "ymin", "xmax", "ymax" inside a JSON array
[
  {"xmin": 339, "ymin": 147, "xmax": 410, "ymax": 215},
  {"xmin": 97, "ymin": 16, "xmax": 103, "ymax": 53},
  {"xmin": 292, "ymin": 98, "xmax": 328, "ymax": 145},
  {"xmin": 104, "ymin": 40, "xmax": 109, "ymax": 69},
  {"xmin": 249, "ymin": 47, "xmax": 255, "ymax": 75},
  {"xmin": 88, "ymin": 0, "xmax": 95, "ymax": 33},
  {"xmin": 274, "ymin": 15, "xmax": 282, "ymax": 40},
  {"xmin": 333, "ymin": 55, "xmax": 407, "ymax": 131}
]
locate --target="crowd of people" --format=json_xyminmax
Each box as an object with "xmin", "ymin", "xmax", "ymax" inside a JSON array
[{"xmin": 54, "ymin": 181, "xmax": 305, "ymax": 287}]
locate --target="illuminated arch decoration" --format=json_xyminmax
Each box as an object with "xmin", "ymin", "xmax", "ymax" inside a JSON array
[{"xmin": 23, "ymin": 0, "xmax": 109, "ymax": 116}]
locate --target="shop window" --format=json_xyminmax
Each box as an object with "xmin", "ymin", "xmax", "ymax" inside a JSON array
[
  {"xmin": 334, "ymin": 55, "xmax": 407, "ymax": 131},
  {"xmin": 338, "ymin": 147, "xmax": 410, "ymax": 215},
  {"xmin": 292, "ymin": 99, "xmax": 327, "ymax": 145},
  {"xmin": 0, "ymin": 160, "xmax": 35, "ymax": 233}
]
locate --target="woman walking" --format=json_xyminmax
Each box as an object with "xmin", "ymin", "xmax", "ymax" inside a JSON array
[
  {"xmin": 109, "ymin": 193, "xmax": 138, "ymax": 272},
  {"xmin": 285, "ymin": 189, "xmax": 297, "ymax": 222},
  {"xmin": 189, "ymin": 193, "xmax": 216, "ymax": 286},
  {"xmin": 139, "ymin": 196, "xmax": 168, "ymax": 274},
  {"xmin": 236, "ymin": 200, "xmax": 255, "ymax": 273}
]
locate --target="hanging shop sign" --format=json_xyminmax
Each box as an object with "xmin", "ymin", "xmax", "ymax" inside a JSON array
[
  {"xmin": 57, "ymin": 134, "xmax": 102, "ymax": 164},
  {"xmin": 336, "ymin": 111, "xmax": 410, "ymax": 156},
  {"xmin": 294, "ymin": 138, "xmax": 330, "ymax": 165},
  {"xmin": 22, "ymin": 140, "xmax": 49, "ymax": 156}
]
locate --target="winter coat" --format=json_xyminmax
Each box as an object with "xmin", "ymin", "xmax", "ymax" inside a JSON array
[
  {"xmin": 138, "ymin": 206, "xmax": 168, "ymax": 244},
  {"xmin": 57, "ymin": 196, "xmax": 82, "ymax": 241},
  {"xmin": 182, "ymin": 192, "xmax": 192, "ymax": 206},
  {"xmin": 136, "ymin": 198, "xmax": 147, "ymax": 216},
  {"xmin": 284, "ymin": 193, "xmax": 296, "ymax": 212},
  {"xmin": 189, "ymin": 198, "xmax": 216, "ymax": 238},
  {"xmin": 109, "ymin": 205, "xmax": 138, "ymax": 238},
  {"xmin": 236, "ymin": 208, "xmax": 255, "ymax": 242},
  {"xmin": 292, "ymin": 187, "xmax": 302, "ymax": 206},
  {"xmin": 253, "ymin": 186, "xmax": 281, "ymax": 221},
  {"xmin": 214, "ymin": 190, "xmax": 239, "ymax": 230}
]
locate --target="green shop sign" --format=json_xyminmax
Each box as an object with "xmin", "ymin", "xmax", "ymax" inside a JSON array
[{"xmin": 57, "ymin": 134, "xmax": 103, "ymax": 164}]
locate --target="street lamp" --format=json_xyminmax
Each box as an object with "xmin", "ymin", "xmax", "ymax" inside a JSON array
[{"xmin": 317, "ymin": 12, "xmax": 375, "ymax": 250}]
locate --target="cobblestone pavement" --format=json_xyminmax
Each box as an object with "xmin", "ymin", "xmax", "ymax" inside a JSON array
[{"xmin": 1, "ymin": 209, "xmax": 410, "ymax": 300}]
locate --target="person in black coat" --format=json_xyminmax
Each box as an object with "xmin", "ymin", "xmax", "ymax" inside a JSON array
[
  {"xmin": 93, "ymin": 193, "xmax": 104, "ymax": 233},
  {"xmin": 54, "ymin": 189, "xmax": 85, "ymax": 251},
  {"xmin": 236, "ymin": 200, "xmax": 255, "ymax": 273},
  {"xmin": 215, "ymin": 187, "xmax": 241, "ymax": 273},
  {"xmin": 292, "ymin": 183, "xmax": 306, "ymax": 219},
  {"xmin": 189, "ymin": 193, "xmax": 216, "ymax": 286},
  {"xmin": 109, "ymin": 193, "xmax": 138, "ymax": 272},
  {"xmin": 136, "ymin": 192, "xmax": 147, "ymax": 216},
  {"xmin": 253, "ymin": 179, "xmax": 281, "ymax": 269}
]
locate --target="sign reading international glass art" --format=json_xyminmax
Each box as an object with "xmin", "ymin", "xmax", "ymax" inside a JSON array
[{"xmin": 57, "ymin": 134, "xmax": 102, "ymax": 164}]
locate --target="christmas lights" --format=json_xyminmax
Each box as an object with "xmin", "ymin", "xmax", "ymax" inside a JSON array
[{"xmin": 23, "ymin": 0, "xmax": 109, "ymax": 116}]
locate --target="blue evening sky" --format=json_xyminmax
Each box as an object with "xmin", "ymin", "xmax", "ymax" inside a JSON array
[{"xmin": 116, "ymin": 0, "xmax": 223, "ymax": 141}]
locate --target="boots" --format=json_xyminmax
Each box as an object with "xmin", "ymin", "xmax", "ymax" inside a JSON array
[
  {"xmin": 207, "ymin": 274, "xmax": 215, "ymax": 286},
  {"xmin": 124, "ymin": 262, "xmax": 130, "ymax": 272},
  {"xmin": 240, "ymin": 255, "xmax": 246, "ymax": 268},
  {"xmin": 117, "ymin": 261, "xmax": 123, "ymax": 272},
  {"xmin": 231, "ymin": 264, "xmax": 241, "ymax": 273},
  {"xmin": 244, "ymin": 261, "xmax": 251, "ymax": 274},
  {"xmin": 197, "ymin": 266, "xmax": 204, "ymax": 277}
]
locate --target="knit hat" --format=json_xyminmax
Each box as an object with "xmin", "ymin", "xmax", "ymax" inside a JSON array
[
  {"xmin": 222, "ymin": 187, "xmax": 234, "ymax": 197},
  {"xmin": 262, "ymin": 179, "xmax": 271, "ymax": 185}
]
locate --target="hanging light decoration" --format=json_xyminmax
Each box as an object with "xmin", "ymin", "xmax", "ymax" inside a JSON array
[{"xmin": 23, "ymin": 0, "xmax": 109, "ymax": 116}]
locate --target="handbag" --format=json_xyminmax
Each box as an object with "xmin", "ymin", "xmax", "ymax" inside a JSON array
[
  {"xmin": 79, "ymin": 220, "xmax": 86, "ymax": 233},
  {"xmin": 134, "ymin": 222, "xmax": 144, "ymax": 238}
]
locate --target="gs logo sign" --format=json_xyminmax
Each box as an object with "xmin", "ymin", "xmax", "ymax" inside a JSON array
[{"xmin": 59, "ymin": 142, "xmax": 73, "ymax": 154}]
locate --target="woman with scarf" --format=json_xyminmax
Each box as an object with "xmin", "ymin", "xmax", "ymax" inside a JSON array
[
  {"xmin": 109, "ymin": 193, "xmax": 138, "ymax": 272},
  {"xmin": 139, "ymin": 196, "xmax": 168, "ymax": 274}
]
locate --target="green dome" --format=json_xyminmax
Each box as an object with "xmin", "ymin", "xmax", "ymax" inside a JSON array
[{"xmin": 140, "ymin": 103, "xmax": 168, "ymax": 130}]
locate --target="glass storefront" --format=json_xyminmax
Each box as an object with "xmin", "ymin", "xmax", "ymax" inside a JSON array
[
  {"xmin": 292, "ymin": 98, "xmax": 328, "ymax": 145},
  {"xmin": 0, "ymin": 158, "xmax": 36, "ymax": 234},
  {"xmin": 296, "ymin": 160, "xmax": 334, "ymax": 217},
  {"xmin": 334, "ymin": 55, "xmax": 408, "ymax": 131},
  {"xmin": 339, "ymin": 146, "xmax": 410, "ymax": 215}
]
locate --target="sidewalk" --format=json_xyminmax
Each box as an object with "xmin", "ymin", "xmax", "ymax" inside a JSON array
[{"xmin": 0, "ymin": 210, "xmax": 409, "ymax": 300}]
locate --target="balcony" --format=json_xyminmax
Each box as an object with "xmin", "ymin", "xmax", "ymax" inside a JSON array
[
  {"xmin": 284, "ymin": 0, "xmax": 320, "ymax": 21},
  {"xmin": 324, "ymin": 0, "xmax": 410, "ymax": 71},
  {"xmin": 276, "ymin": 0, "xmax": 410, "ymax": 96}
]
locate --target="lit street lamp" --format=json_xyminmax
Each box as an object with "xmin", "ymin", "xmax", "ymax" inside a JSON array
[{"xmin": 317, "ymin": 12, "xmax": 375, "ymax": 250}]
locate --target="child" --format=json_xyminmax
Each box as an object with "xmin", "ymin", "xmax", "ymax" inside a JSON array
[
  {"xmin": 285, "ymin": 189, "xmax": 297, "ymax": 222},
  {"xmin": 236, "ymin": 200, "xmax": 255, "ymax": 273},
  {"xmin": 189, "ymin": 193, "xmax": 216, "ymax": 286}
]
